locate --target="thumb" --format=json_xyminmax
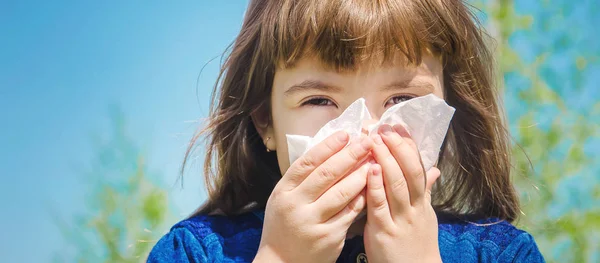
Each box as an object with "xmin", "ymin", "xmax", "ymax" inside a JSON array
[{"xmin": 425, "ymin": 167, "xmax": 441, "ymax": 203}]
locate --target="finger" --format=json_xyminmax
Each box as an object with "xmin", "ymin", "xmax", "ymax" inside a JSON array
[
  {"xmin": 316, "ymin": 163, "xmax": 369, "ymax": 221},
  {"xmin": 393, "ymin": 124, "xmax": 427, "ymax": 188},
  {"xmin": 366, "ymin": 164, "xmax": 393, "ymax": 226},
  {"xmin": 296, "ymin": 137, "xmax": 373, "ymax": 202},
  {"xmin": 326, "ymin": 188, "xmax": 366, "ymax": 227},
  {"xmin": 369, "ymin": 133, "xmax": 409, "ymax": 215},
  {"xmin": 380, "ymin": 124, "xmax": 426, "ymax": 205},
  {"xmin": 424, "ymin": 167, "xmax": 441, "ymax": 204},
  {"xmin": 393, "ymin": 124, "xmax": 418, "ymax": 152},
  {"xmin": 280, "ymin": 131, "xmax": 349, "ymax": 191}
]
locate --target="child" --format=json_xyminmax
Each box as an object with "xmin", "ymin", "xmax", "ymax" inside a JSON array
[{"xmin": 148, "ymin": 0, "xmax": 545, "ymax": 262}]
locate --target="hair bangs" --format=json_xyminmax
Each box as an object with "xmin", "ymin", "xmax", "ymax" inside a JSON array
[{"xmin": 265, "ymin": 0, "xmax": 446, "ymax": 71}]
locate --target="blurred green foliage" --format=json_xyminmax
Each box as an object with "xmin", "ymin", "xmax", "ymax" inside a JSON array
[
  {"xmin": 476, "ymin": 0, "xmax": 600, "ymax": 262},
  {"xmin": 55, "ymin": 109, "xmax": 172, "ymax": 263}
]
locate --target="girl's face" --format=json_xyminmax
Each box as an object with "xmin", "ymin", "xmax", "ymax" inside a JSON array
[{"xmin": 264, "ymin": 55, "xmax": 445, "ymax": 174}]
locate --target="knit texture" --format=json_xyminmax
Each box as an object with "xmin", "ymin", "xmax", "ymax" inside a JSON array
[{"xmin": 147, "ymin": 211, "xmax": 545, "ymax": 262}]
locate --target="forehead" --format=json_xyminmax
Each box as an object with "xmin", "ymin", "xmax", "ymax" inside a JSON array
[
  {"xmin": 277, "ymin": 54, "xmax": 442, "ymax": 78},
  {"xmin": 273, "ymin": 54, "xmax": 445, "ymax": 98}
]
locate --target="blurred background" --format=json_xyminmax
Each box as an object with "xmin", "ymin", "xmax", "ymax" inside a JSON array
[{"xmin": 1, "ymin": 0, "xmax": 598, "ymax": 262}]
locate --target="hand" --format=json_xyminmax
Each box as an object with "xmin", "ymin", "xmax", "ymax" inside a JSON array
[
  {"xmin": 254, "ymin": 132, "xmax": 373, "ymax": 263},
  {"xmin": 363, "ymin": 124, "xmax": 442, "ymax": 263}
]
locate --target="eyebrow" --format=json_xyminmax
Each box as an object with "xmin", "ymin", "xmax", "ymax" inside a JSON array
[
  {"xmin": 283, "ymin": 80, "xmax": 343, "ymax": 97},
  {"xmin": 381, "ymin": 80, "xmax": 435, "ymax": 92},
  {"xmin": 283, "ymin": 79, "xmax": 435, "ymax": 96}
]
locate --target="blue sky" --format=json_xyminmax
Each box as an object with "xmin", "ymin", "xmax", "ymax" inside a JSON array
[
  {"xmin": 1, "ymin": 1, "xmax": 598, "ymax": 262},
  {"xmin": 0, "ymin": 1, "xmax": 249, "ymax": 261}
]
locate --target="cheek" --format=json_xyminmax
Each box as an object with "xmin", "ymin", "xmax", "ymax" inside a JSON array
[
  {"xmin": 434, "ymin": 87, "xmax": 445, "ymax": 100},
  {"xmin": 435, "ymin": 75, "xmax": 445, "ymax": 99},
  {"xmin": 272, "ymin": 109, "xmax": 338, "ymax": 173},
  {"xmin": 285, "ymin": 113, "xmax": 334, "ymax": 136}
]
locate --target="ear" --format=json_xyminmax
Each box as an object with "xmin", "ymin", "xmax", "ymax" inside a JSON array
[{"xmin": 251, "ymin": 109, "xmax": 276, "ymax": 152}]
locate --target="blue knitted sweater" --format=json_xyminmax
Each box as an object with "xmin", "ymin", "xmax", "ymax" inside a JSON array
[{"xmin": 147, "ymin": 210, "xmax": 545, "ymax": 262}]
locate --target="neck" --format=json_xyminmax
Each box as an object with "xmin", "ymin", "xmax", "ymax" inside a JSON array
[{"xmin": 346, "ymin": 214, "xmax": 367, "ymax": 239}]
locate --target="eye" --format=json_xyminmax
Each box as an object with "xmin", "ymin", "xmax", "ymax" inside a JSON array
[
  {"xmin": 301, "ymin": 97, "xmax": 336, "ymax": 107},
  {"xmin": 385, "ymin": 95, "xmax": 415, "ymax": 107}
]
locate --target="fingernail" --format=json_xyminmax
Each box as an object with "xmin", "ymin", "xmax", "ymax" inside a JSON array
[
  {"xmin": 372, "ymin": 134, "xmax": 383, "ymax": 145},
  {"xmin": 336, "ymin": 131, "xmax": 349, "ymax": 142},
  {"xmin": 360, "ymin": 137, "xmax": 373, "ymax": 151},
  {"xmin": 371, "ymin": 164, "xmax": 381, "ymax": 176},
  {"xmin": 393, "ymin": 125, "xmax": 410, "ymax": 137},
  {"xmin": 380, "ymin": 125, "xmax": 393, "ymax": 135}
]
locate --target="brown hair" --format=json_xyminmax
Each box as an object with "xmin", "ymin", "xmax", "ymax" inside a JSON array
[{"xmin": 184, "ymin": 0, "xmax": 520, "ymax": 222}]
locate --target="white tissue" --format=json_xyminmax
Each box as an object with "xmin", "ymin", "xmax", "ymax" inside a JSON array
[{"xmin": 285, "ymin": 94, "xmax": 455, "ymax": 170}]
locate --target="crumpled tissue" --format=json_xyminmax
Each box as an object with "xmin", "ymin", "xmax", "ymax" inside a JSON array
[{"xmin": 286, "ymin": 94, "xmax": 456, "ymax": 171}]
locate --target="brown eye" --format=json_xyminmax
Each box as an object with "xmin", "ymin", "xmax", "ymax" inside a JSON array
[
  {"xmin": 385, "ymin": 95, "xmax": 414, "ymax": 107},
  {"xmin": 302, "ymin": 97, "xmax": 335, "ymax": 107}
]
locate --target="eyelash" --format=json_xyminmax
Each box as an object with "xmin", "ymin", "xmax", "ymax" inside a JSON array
[
  {"xmin": 301, "ymin": 95, "xmax": 415, "ymax": 107},
  {"xmin": 301, "ymin": 97, "xmax": 336, "ymax": 107},
  {"xmin": 384, "ymin": 95, "xmax": 415, "ymax": 107}
]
